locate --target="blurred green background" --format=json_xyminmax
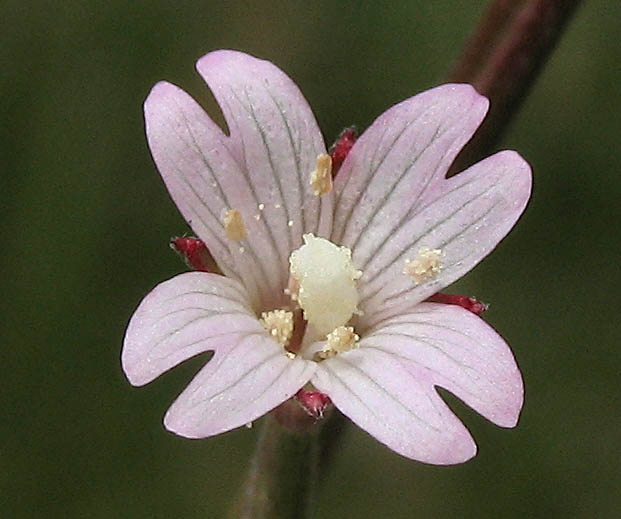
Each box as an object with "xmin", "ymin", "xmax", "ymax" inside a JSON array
[{"xmin": 2, "ymin": 1, "xmax": 620, "ymax": 517}]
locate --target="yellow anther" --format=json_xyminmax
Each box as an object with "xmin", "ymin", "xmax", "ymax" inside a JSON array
[
  {"xmin": 310, "ymin": 153, "xmax": 333, "ymax": 196},
  {"xmin": 260, "ymin": 309, "xmax": 294, "ymax": 346},
  {"xmin": 403, "ymin": 247, "xmax": 443, "ymax": 285},
  {"xmin": 316, "ymin": 326, "xmax": 359, "ymax": 360},
  {"xmin": 223, "ymin": 209, "xmax": 247, "ymax": 242}
]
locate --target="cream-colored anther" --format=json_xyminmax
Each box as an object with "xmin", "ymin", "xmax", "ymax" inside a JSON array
[
  {"xmin": 403, "ymin": 247, "xmax": 443, "ymax": 285},
  {"xmin": 260, "ymin": 309, "xmax": 294, "ymax": 346},
  {"xmin": 316, "ymin": 326, "xmax": 359, "ymax": 360},
  {"xmin": 223, "ymin": 209, "xmax": 247, "ymax": 241},
  {"xmin": 289, "ymin": 234, "xmax": 361, "ymax": 336},
  {"xmin": 310, "ymin": 153, "xmax": 333, "ymax": 196}
]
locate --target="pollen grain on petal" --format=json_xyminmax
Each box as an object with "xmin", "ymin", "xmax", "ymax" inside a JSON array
[
  {"xmin": 310, "ymin": 153, "xmax": 333, "ymax": 196},
  {"xmin": 260, "ymin": 309, "xmax": 294, "ymax": 346},
  {"xmin": 403, "ymin": 247, "xmax": 444, "ymax": 285},
  {"xmin": 222, "ymin": 209, "xmax": 247, "ymax": 242},
  {"xmin": 284, "ymin": 276, "xmax": 300, "ymax": 303}
]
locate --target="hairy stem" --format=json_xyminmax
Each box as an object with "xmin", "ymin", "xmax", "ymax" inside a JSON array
[
  {"xmin": 229, "ymin": 415, "xmax": 319, "ymax": 519},
  {"xmin": 448, "ymin": 0, "xmax": 582, "ymax": 173}
]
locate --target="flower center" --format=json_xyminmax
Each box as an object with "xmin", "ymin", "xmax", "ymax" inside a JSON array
[{"xmin": 288, "ymin": 234, "xmax": 361, "ymax": 337}]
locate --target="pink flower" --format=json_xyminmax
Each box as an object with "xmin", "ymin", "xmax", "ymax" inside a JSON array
[{"xmin": 122, "ymin": 50, "xmax": 531, "ymax": 464}]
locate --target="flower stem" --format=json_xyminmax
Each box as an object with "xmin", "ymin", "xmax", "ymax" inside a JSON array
[
  {"xmin": 229, "ymin": 415, "xmax": 319, "ymax": 519},
  {"xmin": 447, "ymin": 0, "xmax": 582, "ymax": 174}
]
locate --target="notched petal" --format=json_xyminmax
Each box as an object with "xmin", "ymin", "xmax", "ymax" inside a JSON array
[
  {"xmin": 363, "ymin": 303, "xmax": 524, "ymax": 428},
  {"xmin": 332, "ymin": 84, "xmax": 489, "ymax": 258},
  {"xmin": 359, "ymin": 149, "xmax": 532, "ymax": 324},
  {"xmin": 313, "ymin": 348, "xmax": 477, "ymax": 464},
  {"xmin": 312, "ymin": 303, "xmax": 523, "ymax": 463},
  {"xmin": 122, "ymin": 272, "xmax": 258, "ymax": 386},
  {"xmin": 196, "ymin": 50, "xmax": 334, "ymax": 244},
  {"xmin": 163, "ymin": 335, "xmax": 316, "ymax": 438}
]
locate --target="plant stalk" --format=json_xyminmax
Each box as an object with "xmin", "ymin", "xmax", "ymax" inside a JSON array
[
  {"xmin": 229, "ymin": 415, "xmax": 319, "ymax": 519},
  {"xmin": 447, "ymin": 0, "xmax": 582, "ymax": 174}
]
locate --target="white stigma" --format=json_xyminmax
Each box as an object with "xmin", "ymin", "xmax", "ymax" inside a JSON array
[
  {"xmin": 289, "ymin": 234, "xmax": 361, "ymax": 336},
  {"xmin": 222, "ymin": 209, "xmax": 247, "ymax": 242},
  {"xmin": 403, "ymin": 247, "xmax": 444, "ymax": 285},
  {"xmin": 260, "ymin": 309, "xmax": 294, "ymax": 346},
  {"xmin": 309, "ymin": 153, "xmax": 333, "ymax": 196}
]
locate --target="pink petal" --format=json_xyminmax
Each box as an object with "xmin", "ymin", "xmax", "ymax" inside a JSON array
[
  {"xmin": 196, "ymin": 49, "xmax": 333, "ymax": 251},
  {"xmin": 312, "ymin": 347, "xmax": 476, "ymax": 464},
  {"xmin": 122, "ymin": 272, "xmax": 260, "ymax": 386},
  {"xmin": 363, "ymin": 303, "xmax": 523, "ymax": 427},
  {"xmin": 312, "ymin": 303, "xmax": 522, "ymax": 464},
  {"xmin": 332, "ymin": 84, "xmax": 488, "ymax": 260},
  {"xmin": 164, "ymin": 334, "xmax": 316, "ymax": 438},
  {"xmin": 144, "ymin": 50, "xmax": 331, "ymax": 310},
  {"xmin": 144, "ymin": 83, "xmax": 274, "ymax": 308},
  {"xmin": 329, "ymin": 84, "xmax": 531, "ymax": 323},
  {"xmin": 359, "ymin": 150, "xmax": 531, "ymax": 326}
]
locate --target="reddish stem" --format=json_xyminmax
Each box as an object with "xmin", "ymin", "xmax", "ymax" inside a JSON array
[{"xmin": 447, "ymin": 0, "xmax": 582, "ymax": 174}]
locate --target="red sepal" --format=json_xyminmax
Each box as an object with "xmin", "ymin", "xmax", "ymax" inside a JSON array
[
  {"xmin": 426, "ymin": 293, "xmax": 488, "ymax": 316},
  {"xmin": 170, "ymin": 236, "xmax": 219, "ymax": 273},
  {"xmin": 329, "ymin": 127, "xmax": 357, "ymax": 176},
  {"xmin": 295, "ymin": 388, "xmax": 332, "ymax": 419}
]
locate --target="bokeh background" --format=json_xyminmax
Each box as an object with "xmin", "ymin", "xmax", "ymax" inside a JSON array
[{"xmin": 2, "ymin": 1, "xmax": 620, "ymax": 517}]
